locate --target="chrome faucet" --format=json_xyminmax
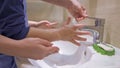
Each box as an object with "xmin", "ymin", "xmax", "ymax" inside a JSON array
[
  {"xmin": 85, "ymin": 16, "xmax": 105, "ymax": 43},
  {"xmin": 82, "ymin": 29, "xmax": 100, "ymax": 44},
  {"xmin": 72, "ymin": 16, "xmax": 105, "ymax": 43}
]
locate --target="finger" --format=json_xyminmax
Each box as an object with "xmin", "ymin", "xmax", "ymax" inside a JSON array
[
  {"xmin": 74, "ymin": 24, "xmax": 85, "ymax": 30},
  {"xmin": 69, "ymin": 39, "xmax": 80, "ymax": 46},
  {"xmin": 81, "ymin": 6, "xmax": 88, "ymax": 17},
  {"xmin": 69, "ymin": 10, "xmax": 83, "ymax": 22},
  {"xmin": 83, "ymin": 10, "xmax": 88, "ymax": 17},
  {"xmin": 74, "ymin": 36, "xmax": 87, "ymax": 41},
  {"xmin": 63, "ymin": 17, "xmax": 71, "ymax": 26},
  {"xmin": 48, "ymin": 22, "xmax": 58, "ymax": 28},
  {"xmin": 36, "ymin": 21, "xmax": 51, "ymax": 27},
  {"xmin": 79, "ymin": 6, "xmax": 87, "ymax": 17},
  {"xmin": 81, "ymin": 6, "xmax": 86, "ymax": 11},
  {"xmin": 66, "ymin": 17, "xmax": 71, "ymax": 25},
  {"xmin": 42, "ymin": 43, "xmax": 53, "ymax": 47},
  {"xmin": 76, "ymin": 17, "xmax": 84, "ymax": 22},
  {"xmin": 75, "ymin": 10, "xmax": 84, "ymax": 19},
  {"xmin": 38, "ymin": 20, "xmax": 50, "ymax": 25},
  {"xmin": 75, "ymin": 6, "xmax": 88, "ymax": 21},
  {"xmin": 39, "ymin": 38, "xmax": 53, "ymax": 47},
  {"xmin": 50, "ymin": 22, "xmax": 58, "ymax": 26},
  {"xmin": 47, "ymin": 46, "xmax": 59, "ymax": 55},
  {"xmin": 76, "ymin": 31, "xmax": 90, "ymax": 35}
]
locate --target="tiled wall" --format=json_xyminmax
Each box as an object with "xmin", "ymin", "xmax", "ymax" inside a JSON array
[{"xmin": 26, "ymin": 0, "xmax": 65, "ymax": 23}]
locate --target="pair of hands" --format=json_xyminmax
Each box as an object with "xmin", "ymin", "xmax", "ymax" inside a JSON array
[
  {"xmin": 30, "ymin": 18, "xmax": 90, "ymax": 45},
  {"xmin": 29, "ymin": 17, "xmax": 89, "ymax": 46}
]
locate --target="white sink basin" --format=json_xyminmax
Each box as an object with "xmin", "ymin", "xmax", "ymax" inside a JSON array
[
  {"xmin": 29, "ymin": 35, "xmax": 93, "ymax": 68},
  {"xmin": 28, "ymin": 35, "xmax": 120, "ymax": 68}
]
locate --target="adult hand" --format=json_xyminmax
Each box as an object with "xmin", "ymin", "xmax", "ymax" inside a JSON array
[
  {"xmin": 66, "ymin": 0, "xmax": 88, "ymax": 21},
  {"xmin": 15, "ymin": 38, "xmax": 59, "ymax": 60},
  {"xmin": 41, "ymin": 0, "xmax": 87, "ymax": 21}
]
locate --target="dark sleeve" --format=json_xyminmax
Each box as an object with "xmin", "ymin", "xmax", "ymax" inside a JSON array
[
  {"xmin": 0, "ymin": 29, "xmax": 2, "ymax": 34},
  {"xmin": 0, "ymin": 0, "xmax": 29, "ymax": 40}
]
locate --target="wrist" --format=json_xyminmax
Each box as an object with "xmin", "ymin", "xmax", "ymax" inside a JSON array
[
  {"xmin": 66, "ymin": 0, "xmax": 80, "ymax": 9},
  {"xmin": 63, "ymin": 0, "xmax": 73, "ymax": 9},
  {"xmin": 55, "ymin": 28, "xmax": 65, "ymax": 41},
  {"xmin": 47, "ymin": 29, "xmax": 61, "ymax": 41},
  {"xmin": 54, "ymin": 28, "xmax": 62, "ymax": 40},
  {"xmin": 28, "ymin": 21, "xmax": 38, "ymax": 27},
  {"xmin": 0, "ymin": 38, "xmax": 20, "ymax": 56}
]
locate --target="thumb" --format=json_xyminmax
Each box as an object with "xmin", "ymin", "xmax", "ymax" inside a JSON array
[
  {"xmin": 47, "ymin": 46, "xmax": 59, "ymax": 55},
  {"xmin": 37, "ymin": 21, "xmax": 50, "ymax": 26},
  {"xmin": 63, "ymin": 17, "xmax": 71, "ymax": 26}
]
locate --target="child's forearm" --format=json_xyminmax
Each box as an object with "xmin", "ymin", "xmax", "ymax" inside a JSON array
[
  {"xmin": 27, "ymin": 27, "xmax": 60, "ymax": 41},
  {"xmin": 0, "ymin": 35, "xmax": 19, "ymax": 55}
]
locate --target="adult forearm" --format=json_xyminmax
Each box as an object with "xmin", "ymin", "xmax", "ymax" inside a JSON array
[
  {"xmin": 42, "ymin": 0, "xmax": 73, "ymax": 8},
  {"xmin": 27, "ymin": 27, "xmax": 60, "ymax": 41}
]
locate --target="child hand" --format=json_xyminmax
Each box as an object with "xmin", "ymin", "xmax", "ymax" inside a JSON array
[
  {"xmin": 16, "ymin": 38, "xmax": 59, "ymax": 60},
  {"xmin": 57, "ymin": 17, "xmax": 90, "ymax": 46},
  {"xmin": 29, "ymin": 20, "xmax": 57, "ymax": 29}
]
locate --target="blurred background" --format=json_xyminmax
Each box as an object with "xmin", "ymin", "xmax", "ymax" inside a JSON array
[{"xmin": 26, "ymin": 0, "xmax": 120, "ymax": 48}]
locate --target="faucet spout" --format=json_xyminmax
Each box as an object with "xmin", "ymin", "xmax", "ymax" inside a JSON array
[
  {"xmin": 85, "ymin": 16, "xmax": 105, "ymax": 42},
  {"xmin": 82, "ymin": 29, "xmax": 100, "ymax": 44},
  {"xmin": 71, "ymin": 17, "xmax": 105, "ymax": 43}
]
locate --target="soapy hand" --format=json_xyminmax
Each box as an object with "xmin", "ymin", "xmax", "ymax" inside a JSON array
[{"xmin": 57, "ymin": 17, "xmax": 90, "ymax": 46}]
